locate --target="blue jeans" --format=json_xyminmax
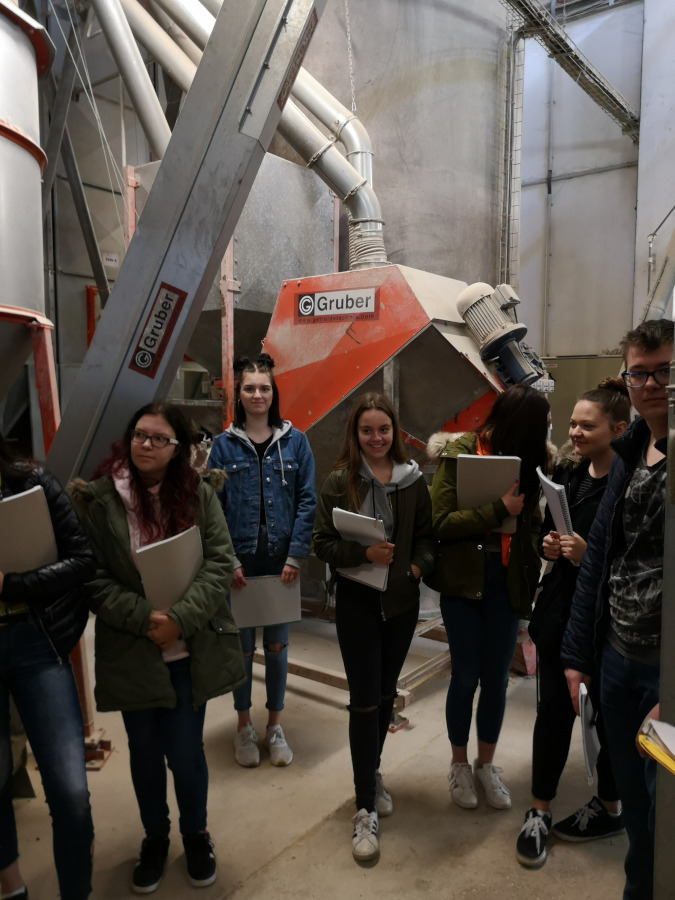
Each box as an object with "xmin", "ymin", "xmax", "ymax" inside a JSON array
[
  {"xmin": 600, "ymin": 642, "xmax": 658, "ymax": 900},
  {"xmin": 0, "ymin": 620, "xmax": 93, "ymax": 899},
  {"xmin": 121, "ymin": 657, "xmax": 208, "ymax": 838},
  {"xmin": 232, "ymin": 526, "xmax": 289, "ymax": 713},
  {"xmin": 440, "ymin": 554, "xmax": 519, "ymax": 747}
]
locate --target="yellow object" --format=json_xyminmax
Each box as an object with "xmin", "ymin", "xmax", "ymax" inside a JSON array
[{"xmin": 638, "ymin": 732, "xmax": 675, "ymax": 776}]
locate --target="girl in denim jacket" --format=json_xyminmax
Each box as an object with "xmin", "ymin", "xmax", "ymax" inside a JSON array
[{"xmin": 208, "ymin": 354, "xmax": 316, "ymax": 768}]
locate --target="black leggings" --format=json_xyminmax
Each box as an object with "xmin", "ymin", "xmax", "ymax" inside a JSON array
[
  {"xmin": 335, "ymin": 576, "xmax": 419, "ymax": 812},
  {"xmin": 532, "ymin": 640, "xmax": 619, "ymax": 803}
]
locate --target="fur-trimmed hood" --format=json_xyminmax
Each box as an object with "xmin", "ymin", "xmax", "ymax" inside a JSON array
[
  {"xmin": 425, "ymin": 430, "xmax": 557, "ymax": 473},
  {"xmin": 68, "ymin": 468, "xmax": 227, "ymax": 502}
]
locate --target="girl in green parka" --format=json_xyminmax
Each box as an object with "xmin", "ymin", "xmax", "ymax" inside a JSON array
[
  {"xmin": 72, "ymin": 403, "xmax": 244, "ymax": 895},
  {"xmin": 427, "ymin": 384, "xmax": 549, "ymax": 815}
]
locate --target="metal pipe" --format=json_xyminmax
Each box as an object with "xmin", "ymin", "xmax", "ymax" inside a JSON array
[
  {"xmin": 277, "ymin": 100, "xmax": 386, "ymax": 270},
  {"xmin": 147, "ymin": 0, "xmax": 202, "ymax": 65},
  {"xmin": 196, "ymin": 0, "xmax": 221, "ymax": 18},
  {"xmin": 291, "ymin": 67, "xmax": 373, "ymax": 186},
  {"xmin": 120, "ymin": 0, "xmax": 197, "ymax": 93},
  {"xmin": 90, "ymin": 0, "xmax": 171, "ymax": 159},
  {"xmin": 642, "ymin": 224, "xmax": 675, "ymax": 321},
  {"xmin": 42, "ymin": 24, "xmax": 79, "ymax": 219},
  {"xmin": 148, "ymin": 0, "xmax": 214, "ymax": 49}
]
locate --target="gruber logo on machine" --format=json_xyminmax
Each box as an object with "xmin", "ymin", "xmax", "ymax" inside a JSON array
[
  {"xmin": 129, "ymin": 282, "xmax": 188, "ymax": 378},
  {"xmin": 295, "ymin": 288, "xmax": 379, "ymax": 324}
]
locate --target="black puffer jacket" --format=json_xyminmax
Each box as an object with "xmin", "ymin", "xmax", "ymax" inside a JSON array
[
  {"xmin": 528, "ymin": 445, "xmax": 608, "ymax": 653},
  {"xmin": 1, "ymin": 465, "xmax": 96, "ymax": 659}
]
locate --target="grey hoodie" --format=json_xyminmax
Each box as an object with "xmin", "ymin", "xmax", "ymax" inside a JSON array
[{"xmin": 358, "ymin": 457, "xmax": 424, "ymax": 541}]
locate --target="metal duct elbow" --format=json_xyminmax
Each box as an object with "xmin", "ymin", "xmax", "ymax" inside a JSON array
[
  {"xmin": 291, "ymin": 68, "xmax": 374, "ymax": 186},
  {"xmin": 278, "ymin": 100, "xmax": 386, "ymax": 270}
]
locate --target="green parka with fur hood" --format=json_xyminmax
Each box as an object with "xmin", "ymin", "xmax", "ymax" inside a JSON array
[
  {"xmin": 425, "ymin": 431, "xmax": 543, "ymax": 620},
  {"xmin": 70, "ymin": 472, "xmax": 245, "ymax": 712}
]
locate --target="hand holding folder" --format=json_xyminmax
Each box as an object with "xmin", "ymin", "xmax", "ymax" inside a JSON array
[{"xmin": 331, "ymin": 508, "xmax": 389, "ymax": 591}]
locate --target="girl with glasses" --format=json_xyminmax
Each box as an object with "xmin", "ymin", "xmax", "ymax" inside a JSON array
[{"xmin": 71, "ymin": 402, "xmax": 244, "ymax": 894}]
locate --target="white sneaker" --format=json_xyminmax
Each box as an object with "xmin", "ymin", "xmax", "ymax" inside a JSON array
[
  {"xmin": 233, "ymin": 723, "xmax": 260, "ymax": 767},
  {"xmin": 474, "ymin": 760, "xmax": 511, "ymax": 809},
  {"xmin": 375, "ymin": 771, "xmax": 393, "ymax": 817},
  {"xmin": 265, "ymin": 725, "xmax": 293, "ymax": 766},
  {"xmin": 448, "ymin": 762, "xmax": 478, "ymax": 809},
  {"xmin": 352, "ymin": 809, "xmax": 379, "ymax": 861}
]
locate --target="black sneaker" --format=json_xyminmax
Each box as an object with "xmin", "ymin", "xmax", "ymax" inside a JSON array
[
  {"xmin": 182, "ymin": 831, "xmax": 217, "ymax": 887},
  {"xmin": 552, "ymin": 796, "xmax": 625, "ymax": 842},
  {"xmin": 516, "ymin": 808, "xmax": 552, "ymax": 868},
  {"xmin": 132, "ymin": 836, "xmax": 170, "ymax": 894}
]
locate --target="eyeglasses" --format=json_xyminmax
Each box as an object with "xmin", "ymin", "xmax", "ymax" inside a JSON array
[
  {"xmin": 620, "ymin": 368, "xmax": 670, "ymax": 389},
  {"xmin": 131, "ymin": 429, "xmax": 179, "ymax": 449}
]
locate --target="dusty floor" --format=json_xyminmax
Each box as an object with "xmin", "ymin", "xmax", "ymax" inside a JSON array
[{"xmin": 15, "ymin": 614, "xmax": 626, "ymax": 898}]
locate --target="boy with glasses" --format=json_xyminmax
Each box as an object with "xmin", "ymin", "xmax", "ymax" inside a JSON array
[{"xmin": 562, "ymin": 318, "xmax": 673, "ymax": 899}]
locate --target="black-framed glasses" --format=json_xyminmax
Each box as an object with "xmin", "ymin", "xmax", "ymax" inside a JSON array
[
  {"xmin": 131, "ymin": 429, "xmax": 179, "ymax": 449},
  {"xmin": 620, "ymin": 368, "xmax": 670, "ymax": 389}
]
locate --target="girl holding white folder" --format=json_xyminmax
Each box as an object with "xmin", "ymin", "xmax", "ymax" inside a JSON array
[
  {"xmin": 72, "ymin": 404, "xmax": 244, "ymax": 894},
  {"xmin": 427, "ymin": 385, "xmax": 550, "ymax": 815},
  {"xmin": 516, "ymin": 378, "xmax": 630, "ymax": 868},
  {"xmin": 0, "ymin": 432, "xmax": 95, "ymax": 900},
  {"xmin": 208, "ymin": 354, "xmax": 316, "ymax": 769},
  {"xmin": 313, "ymin": 393, "xmax": 435, "ymax": 863}
]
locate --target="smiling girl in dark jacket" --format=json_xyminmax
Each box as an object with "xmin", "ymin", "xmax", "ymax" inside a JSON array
[
  {"xmin": 516, "ymin": 378, "xmax": 630, "ymax": 869},
  {"xmin": 313, "ymin": 393, "xmax": 435, "ymax": 863}
]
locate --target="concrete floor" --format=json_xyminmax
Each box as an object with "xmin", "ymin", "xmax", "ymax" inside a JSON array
[{"xmin": 15, "ymin": 615, "xmax": 626, "ymax": 899}]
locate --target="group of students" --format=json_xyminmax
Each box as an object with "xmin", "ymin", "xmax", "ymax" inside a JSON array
[{"xmin": 0, "ymin": 318, "xmax": 669, "ymax": 899}]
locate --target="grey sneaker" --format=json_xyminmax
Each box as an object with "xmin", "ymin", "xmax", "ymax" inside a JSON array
[
  {"xmin": 352, "ymin": 808, "xmax": 379, "ymax": 861},
  {"xmin": 265, "ymin": 724, "xmax": 293, "ymax": 766},
  {"xmin": 375, "ymin": 771, "xmax": 393, "ymax": 817},
  {"xmin": 448, "ymin": 762, "xmax": 478, "ymax": 809},
  {"xmin": 234, "ymin": 723, "xmax": 260, "ymax": 767},
  {"xmin": 474, "ymin": 760, "xmax": 511, "ymax": 809}
]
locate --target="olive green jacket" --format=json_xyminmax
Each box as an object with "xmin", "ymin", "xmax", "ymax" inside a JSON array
[
  {"xmin": 426, "ymin": 432, "xmax": 542, "ymax": 619},
  {"xmin": 313, "ymin": 466, "xmax": 436, "ymax": 619},
  {"xmin": 70, "ymin": 474, "xmax": 245, "ymax": 711}
]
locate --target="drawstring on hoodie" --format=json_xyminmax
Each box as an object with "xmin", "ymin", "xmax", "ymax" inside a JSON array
[{"xmin": 277, "ymin": 442, "xmax": 287, "ymax": 487}]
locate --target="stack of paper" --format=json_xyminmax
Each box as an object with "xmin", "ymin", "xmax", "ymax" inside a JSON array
[
  {"xmin": 230, "ymin": 575, "xmax": 301, "ymax": 628},
  {"xmin": 638, "ymin": 718, "xmax": 675, "ymax": 776},
  {"xmin": 136, "ymin": 526, "xmax": 203, "ymax": 609},
  {"xmin": 332, "ymin": 507, "xmax": 389, "ymax": 591},
  {"xmin": 456, "ymin": 454, "xmax": 521, "ymax": 534},
  {"xmin": 0, "ymin": 485, "xmax": 58, "ymax": 573}
]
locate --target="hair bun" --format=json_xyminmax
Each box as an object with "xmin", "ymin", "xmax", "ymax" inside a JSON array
[
  {"xmin": 257, "ymin": 352, "xmax": 275, "ymax": 369},
  {"xmin": 233, "ymin": 356, "xmax": 250, "ymax": 374},
  {"xmin": 597, "ymin": 375, "xmax": 629, "ymax": 397}
]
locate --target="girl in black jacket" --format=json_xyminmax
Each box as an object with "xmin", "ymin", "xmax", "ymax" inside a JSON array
[
  {"xmin": 0, "ymin": 432, "xmax": 95, "ymax": 899},
  {"xmin": 516, "ymin": 378, "xmax": 630, "ymax": 869}
]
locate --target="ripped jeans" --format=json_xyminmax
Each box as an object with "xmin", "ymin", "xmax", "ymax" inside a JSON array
[{"xmin": 232, "ymin": 526, "xmax": 289, "ymax": 713}]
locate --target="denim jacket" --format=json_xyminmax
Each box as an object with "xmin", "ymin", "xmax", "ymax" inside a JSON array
[{"xmin": 208, "ymin": 421, "xmax": 316, "ymax": 566}]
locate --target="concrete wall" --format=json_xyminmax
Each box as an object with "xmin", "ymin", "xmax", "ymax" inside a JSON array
[
  {"xmin": 633, "ymin": 0, "xmax": 675, "ymax": 320},
  {"xmin": 291, "ymin": 0, "xmax": 511, "ymax": 286},
  {"xmin": 519, "ymin": 1, "xmax": 643, "ymax": 357}
]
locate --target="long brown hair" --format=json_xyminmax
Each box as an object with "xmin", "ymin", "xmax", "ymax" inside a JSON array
[
  {"xmin": 333, "ymin": 392, "xmax": 408, "ymax": 511},
  {"xmin": 93, "ymin": 403, "xmax": 200, "ymax": 540},
  {"xmin": 477, "ymin": 384, "xmax": 550, "ymax": 503}
]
